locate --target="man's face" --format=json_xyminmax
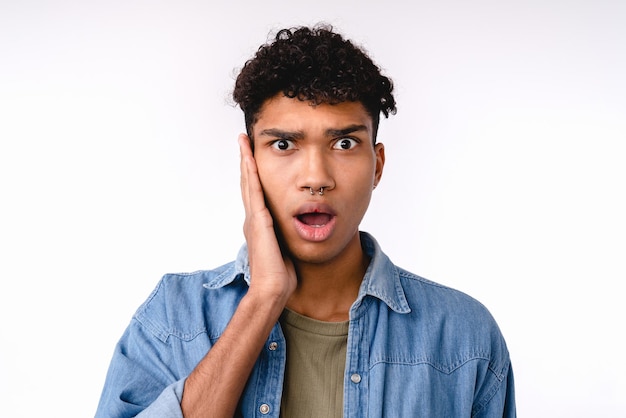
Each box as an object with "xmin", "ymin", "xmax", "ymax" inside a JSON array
[{"xmin": 251, "ymin": 94, "xmax": 385, "ymax": 266}]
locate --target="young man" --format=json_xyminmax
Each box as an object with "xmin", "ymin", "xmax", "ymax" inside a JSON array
[{"xmin": 95, "ymin": 25, "xmax": 516, "ymax": 417}]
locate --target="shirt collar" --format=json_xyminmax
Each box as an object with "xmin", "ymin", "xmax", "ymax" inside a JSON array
[
  {"xmin": 205, "ymin": 232, "xmax": 411, "ymax": 314},
  {"xmin": 356, "ymin": 232, "xmax": 411, "ymax": 314}
]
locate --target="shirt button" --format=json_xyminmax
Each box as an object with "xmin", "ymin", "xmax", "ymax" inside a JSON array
[
  {"xmin": 268, "ymin": 342, "xmax": 278, "ymax": 351},
  {"xmin": 350, "ymin": 373, "xmax": 362, "ymax": 384},
  {"xmin": 259, "ymin": 403, "xmax": 270, "ymax": 414}
]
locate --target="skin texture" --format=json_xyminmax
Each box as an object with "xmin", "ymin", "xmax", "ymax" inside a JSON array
[
  {"xmin": 181, "ymin": 95, "xmax": 384, "ymax": 417},
  {"xmin": 252, "ymin": 94, "xmax": 385, "ymax": 321}
]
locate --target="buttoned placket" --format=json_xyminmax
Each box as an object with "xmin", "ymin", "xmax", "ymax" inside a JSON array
[
  {"xmin": 247, "ymin": 323, "xmax": 286, "ymax": 417},
  {"xmin": 343, "ymin": 306, "xmax": 369, "ymax": 418}
]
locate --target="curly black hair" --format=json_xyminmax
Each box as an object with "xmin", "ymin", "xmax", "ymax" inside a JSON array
[{"xmin": 232, "ymin": 25, "xmax": 396, "ymax": 140}]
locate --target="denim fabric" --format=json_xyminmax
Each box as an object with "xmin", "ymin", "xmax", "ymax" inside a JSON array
[{"xmin": 95, "ymin": 232, "xmax": 515, "ymax": 417}]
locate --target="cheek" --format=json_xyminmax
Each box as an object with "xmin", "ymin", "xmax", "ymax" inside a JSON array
[
  {"xmin": 337, "ymin": 170, "xmax": 376, "ymax": 212},
  {"xmin": 255, "ymin": 163, "xmax": 289, "ymax": 217},
  {"xmin": 256, "ymin": 152, "xmax": 296, "ymax": 181},
  {"xmin": 342, "ymin": 160, "xmax": 377, "ymax": 191},
  {"xmin": 255, "ymin": 157, "xmax": 280, "ymax": 189}
]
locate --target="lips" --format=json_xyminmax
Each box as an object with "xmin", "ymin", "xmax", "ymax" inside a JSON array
[
  {"xmin": 297, "ymin": 212, "xmax": 333, "ymax": 226},
  {"xmin": 293, "ymin": 204, "xmax": 337, "ymax": 241}
]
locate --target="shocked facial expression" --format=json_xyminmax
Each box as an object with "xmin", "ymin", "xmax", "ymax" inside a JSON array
[{"xmin": 251, "ymin": 94, "xmax": 385, "ymax": 266}]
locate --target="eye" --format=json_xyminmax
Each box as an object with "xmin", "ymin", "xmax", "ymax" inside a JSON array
[
  {"xmin": 271, "ymin": 139, "xmax": 295, "ymax": 151},
  {"xmin": 333, "ymin": 137, "xmax": 359, "ymax": 150}
]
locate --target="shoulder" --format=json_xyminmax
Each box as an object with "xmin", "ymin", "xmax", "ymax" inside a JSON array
[
  {"xmin": 398, "ymin": 268, "xmax": 493, "ymax": 322},
  {"xmin": 393, "ymin": 267, "xmax": 510, "ymax": 372},
  {"xmin": 132, "ymin": 261, "xmax": 246, "ymax": 342},
  {"xmin": 397, "ymin": 267, "xmax": 497, "ymax": 326}
]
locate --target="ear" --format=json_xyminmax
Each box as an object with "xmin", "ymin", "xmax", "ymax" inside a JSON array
[{"xmin": 373, "ymin": 143, "xmax": 385, "ymax": 188}]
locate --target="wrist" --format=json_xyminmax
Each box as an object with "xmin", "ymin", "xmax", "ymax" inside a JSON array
[{"xmin": 242, "ymin": 286, "xmax": 290, "ymax": 318}]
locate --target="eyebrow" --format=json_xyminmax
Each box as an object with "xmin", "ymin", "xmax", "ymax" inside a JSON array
[
  {"xmin": 325, "ymin": 124, "xmax": 369, "ymax": 137},
  {"xmin": 258, "ymin": 124, "xmax": 369, "ymax": 140},
  {"xmin": 258, "ymin": 128, "xmax": 304, "ymax": 141}
]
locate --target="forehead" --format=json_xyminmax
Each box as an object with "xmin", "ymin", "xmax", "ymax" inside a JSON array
[{"xmin": 252, "ymin": 95, "xmax": 373, "ymax": 138}]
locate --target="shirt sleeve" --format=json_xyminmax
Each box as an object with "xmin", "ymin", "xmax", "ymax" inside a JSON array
[
  {"xmin": 134, "ymin": 379, "xmax": 186, "ymax": 418},
  {"xmin": 473, "ymin": 361, "xmax": 517, "ymax": 418},
  {"xmin": 94, "ymin": 318, "xmax": 186, "ymax": 418}
]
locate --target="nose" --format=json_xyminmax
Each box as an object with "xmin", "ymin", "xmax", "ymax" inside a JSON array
[{"xmin": 297, "ymin": 149, "xmax": 335, "ymax": 194}]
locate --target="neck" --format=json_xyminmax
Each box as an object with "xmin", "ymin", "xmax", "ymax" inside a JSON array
[{"xmin": 286, "ymin": 234, "xmax": 369, "ymax": 322}]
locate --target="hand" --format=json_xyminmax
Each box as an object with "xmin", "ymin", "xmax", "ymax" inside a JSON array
[
  {"xmin": 238, "ymin": 134, "xmax": 297, "ymax": 302},
  {"xmin": 181, "ymin": 134, "xmax": 296, "ymax": 417}
]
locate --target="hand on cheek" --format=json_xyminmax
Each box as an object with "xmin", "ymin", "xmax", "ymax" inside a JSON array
[{"xmin": 238, "ymin": 134, "xmax": 296, "ymax": 302}]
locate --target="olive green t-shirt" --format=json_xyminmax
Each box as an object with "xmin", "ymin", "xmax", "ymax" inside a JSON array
[{"xmin": 279, "ymin": 309, "xmax": 350, "ymax": 418}]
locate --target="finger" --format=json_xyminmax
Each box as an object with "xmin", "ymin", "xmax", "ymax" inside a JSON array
[
  {"xmin": 238, "ymin": 134, "xmax": 251, "ymax": 214},
  {"xmin": 238, "ymin": 134, "xmax": 266, "ymax": 216}
]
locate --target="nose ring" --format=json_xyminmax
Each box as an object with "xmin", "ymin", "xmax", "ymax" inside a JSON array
[{"xmin": 309, "ymin": 187, "xmax": 325, "ymax": 196}]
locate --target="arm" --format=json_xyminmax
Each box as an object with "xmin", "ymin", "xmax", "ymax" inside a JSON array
[
  {"xmin": 95, "ymin": 320, "xmax": 187, "ymax": 418},
  {"xmin": 180, "ymin": 134, "xmax": 296, "ymax": 418},
  {"xmin": 473, "ymin": 361, "xmax": 516, "ymax": 418}
]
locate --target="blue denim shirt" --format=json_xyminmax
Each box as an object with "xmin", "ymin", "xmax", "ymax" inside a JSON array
[{"xmin": 95, "ymin": 232, "xmax": 515, "ymax": 417}]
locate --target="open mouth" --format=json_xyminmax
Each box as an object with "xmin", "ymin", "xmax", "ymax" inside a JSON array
[
  {"xmin": 297, "ymin": 212, "xmax": 333, "ymax": 227},
  {"xmin": 293, "ymin": 203, "xmax": 337, "ymax": 241}
]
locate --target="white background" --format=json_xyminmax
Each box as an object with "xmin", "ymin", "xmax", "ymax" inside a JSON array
[{"xmin": 1, "ymin": 1, "xmax": 625, "ymax": 417}]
